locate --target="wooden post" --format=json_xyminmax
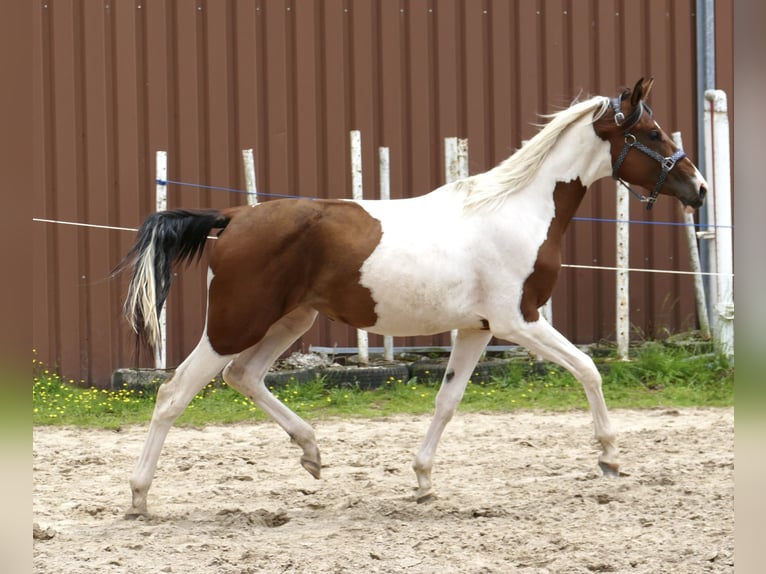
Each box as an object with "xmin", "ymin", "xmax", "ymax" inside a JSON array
[
  {"xmin": 155, "ymin": 151, "xmax": 168, "ymax": 369},
  {"xmin": 350, "ymin": 131, "xmax": 369, "ymax": 364},
  {"xmin": 242, "ymin": 149, "xmax": 258, "ymax": 206},
  {"xmin": 671, "ymin": 132, "xmax": 711, "ymax": 340},
  {"xmin": 444, "ymin": 137, "xmax": 469, "ymax": 348},
  {"xmin": 615, "ymin": 179, "xmax": 630, "ymax": 360}
]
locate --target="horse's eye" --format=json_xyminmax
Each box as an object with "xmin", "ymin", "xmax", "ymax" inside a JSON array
[{"xmin": 649, "ymin": 130, "xmax": 661, "ymax": 141}]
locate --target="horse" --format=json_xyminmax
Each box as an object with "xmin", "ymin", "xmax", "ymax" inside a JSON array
[{"xmin": 118, "ymin": 78, "xmax": 707, "ymax": 517}]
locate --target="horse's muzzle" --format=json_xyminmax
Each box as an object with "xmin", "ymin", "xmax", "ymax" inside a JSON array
[{"xmin": 683, "ymin": 183, "xmax": 707, "ymax": 213}]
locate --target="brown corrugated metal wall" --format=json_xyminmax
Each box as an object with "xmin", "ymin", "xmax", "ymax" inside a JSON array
[{"xmin": 32, "ymin": 1, "xmax": 733, "ymax": 387}]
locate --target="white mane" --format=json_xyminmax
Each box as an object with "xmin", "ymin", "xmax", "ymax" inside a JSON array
[{"xmin": 458, "ymin": 96, "xmax": 611, "ymax": 211}]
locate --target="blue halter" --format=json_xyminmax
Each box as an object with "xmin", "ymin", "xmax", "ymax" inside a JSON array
[{"xmin": 610, "ymin": 96, "xmax": 686, "ymax": 210}]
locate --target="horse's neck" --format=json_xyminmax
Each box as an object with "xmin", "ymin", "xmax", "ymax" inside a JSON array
[{"xmin": 541, "ymin": 122, "xmax": 612, "ymax": 189}]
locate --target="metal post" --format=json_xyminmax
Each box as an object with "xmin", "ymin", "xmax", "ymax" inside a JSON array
[{"xmin": 703, "ymin": 90, "xmax": 734, "ymax": 357}]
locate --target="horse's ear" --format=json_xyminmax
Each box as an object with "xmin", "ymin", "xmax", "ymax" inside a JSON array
[{"xmin": 630, "ymin": 77, "xmax": 655, "ymax": 107}]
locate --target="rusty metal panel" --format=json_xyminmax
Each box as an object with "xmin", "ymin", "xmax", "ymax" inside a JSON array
[{"xmin": 33, "ymin": 0, "xmax": 733, "ymax": 386}]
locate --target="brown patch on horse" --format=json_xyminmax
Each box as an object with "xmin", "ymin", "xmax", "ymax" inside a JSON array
[
  {"xmin": 206, "ymin": 200, "xmax": 382, "ymax": 355},
  {"xmin": 520, "ymin": 179, "xmax": 587, "ymax": 322}
]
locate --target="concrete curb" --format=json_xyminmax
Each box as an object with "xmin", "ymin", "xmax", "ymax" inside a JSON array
[{"xmin": 110, "ymin": 359, "xmax": 518, "ymax": 393}]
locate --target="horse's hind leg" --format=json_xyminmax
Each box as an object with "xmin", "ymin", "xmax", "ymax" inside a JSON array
[
  {"xmin": 413, "ymin": 329, "xmax": 492, "ymax": 503},
  {"xmin": 498, "ymin": 318, "xmax": 619, "ymax": 476},
  {"xmin": 222, "ymin": 306, "xmax": 322, "ymax": 478},
  {"xmin": 127, "ymin": 336, "xmax": 233, "ymax": 518}
]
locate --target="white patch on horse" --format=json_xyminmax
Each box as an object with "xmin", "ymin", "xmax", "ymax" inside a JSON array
[{"xmin": 356, "ymin": 107, "xmax": 612, "ymax": 337}]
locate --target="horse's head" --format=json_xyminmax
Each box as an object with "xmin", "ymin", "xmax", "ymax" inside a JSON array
[{"xmin": 596, "ymin": 77, "xmax": 708, "ymax": 212}]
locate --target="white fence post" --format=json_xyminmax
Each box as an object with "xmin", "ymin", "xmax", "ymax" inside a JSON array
[
  {"xmin": 703, "ymin": 90, "xmax": 734, "ymax": 357},
  {"xmin": 671, "ymin": 132, "xmax": 711, "ymax": 341},
  {"xmin": 444, "ymin": 137, "xmax": 469, "ymax": 347},
  {"xmin": 379, "ymin": 146, "xmax": 395, "ymax": 361},
  {"xmin": 615, "ymin": 179, "xmax": 630, "ymax": 360},
  {"xmin": 350, "ymin": 130, "xmax": 369, "ymax": 364},
  {"xmin": 155, "ymin": 150, "xmax": 168, "ymax": 369},
  {"xmin": 242, "ymin": 149, "xmax": 258, "ymax": 206}
]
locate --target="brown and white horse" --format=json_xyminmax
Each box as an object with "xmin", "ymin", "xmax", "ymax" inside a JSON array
[{"xmin": 119, "ymin": 78, "xmax": 706, "ymax": 517}]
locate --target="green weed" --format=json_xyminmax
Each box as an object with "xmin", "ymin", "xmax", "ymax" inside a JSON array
[{"xmin": 32, "ymin": 341, "xmax": 733, "ymax": 428}]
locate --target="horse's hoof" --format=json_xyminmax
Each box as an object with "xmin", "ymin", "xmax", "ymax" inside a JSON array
[
  {"xmin": 599, "ymin": 461, "xmax": 620, "ymax": 478},
  {"xmin": 300, "ymin": 456, "xmax": 322, "ymax": 479},
  {"xmin": 124, "ymin": 508, "xmax": 148, "ymax": 520},
  {"xmin": 416, "ymin": 492, "xmax": 435, "ymax": 504}
]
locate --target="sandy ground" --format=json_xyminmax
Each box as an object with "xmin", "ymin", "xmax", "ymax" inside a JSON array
[{"xmin": 33, "ymin": 408, "xmax": 733, "ymax": 573}]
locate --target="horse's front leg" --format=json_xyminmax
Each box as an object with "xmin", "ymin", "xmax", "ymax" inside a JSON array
[
  {"xmin": 413, "ymin": 329, "xmax": 492, "ymax": 503},
  {"xmin": 497, "ymin": 317, "xmax": 619, "ymax": 475}
]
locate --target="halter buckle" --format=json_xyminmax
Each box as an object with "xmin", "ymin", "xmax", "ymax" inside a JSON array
[
  {"xmin": 662, "ymin": 157, "xmax": 677, "ymax": 172},
  {"xmin": 614, "ymin": 111, "xmax": 625, "ymax": 125}
]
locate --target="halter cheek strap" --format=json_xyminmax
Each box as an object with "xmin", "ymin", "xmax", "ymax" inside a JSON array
[{"xmin": 609, "ymin": 97, "xmax": 687, "ymax": 210}]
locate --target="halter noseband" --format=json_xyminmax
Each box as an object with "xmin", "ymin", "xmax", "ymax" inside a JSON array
[{"xmin": 610, "ymin": 96, "xmax": 686, "ymax": 210}]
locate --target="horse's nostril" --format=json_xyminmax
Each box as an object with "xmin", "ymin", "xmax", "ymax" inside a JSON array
[{"xmin": 699, "ymin": 184, "xmax": 708, "ymax": 200}]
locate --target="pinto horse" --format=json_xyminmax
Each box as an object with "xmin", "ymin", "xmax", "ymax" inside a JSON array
[{"xmin": 119, "ymin": 78, "xmax": 706, "ymax": 517}]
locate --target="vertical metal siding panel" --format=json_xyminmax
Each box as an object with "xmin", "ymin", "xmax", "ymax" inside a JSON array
[
  {"xmin": 319, "ymin": 0, "xmax": 350, "ymax": 203},
  {"xmin": 48, "ymin": 1, "xmax": 83, "ymax": 379},
  {"xmin": 294, "ymin": 1, "xmax": 323, "ymax": 200},
  {"xmin": 261, "ymin": 0, "xmax": 292, "ymax": 198},
  {"xmin": 234, "ymin": 0, "xmax": 258, "ymax": 180},
  {"xmin": 81, "ymin": 2, "xmax": 115, "ymax": 382},
  {"xmin": 33, "ymin": 2, "xmax": 53, "ymax": 372},
  {"xmin": 406, "ymin": 0, "xmax": 437, "ymax": 196},
  {"xmin": 592, "ymin": 2, "xmax": 618, "ymax": 95},
  {"xmin": 205, "ymin": 1, "xmax": 240, "ymax": 209},
  {"xmin": 166, "ymin": 1, "xmax": 204, "ymax": 365},
  {"xmin": 489, "ymin": 0, "xmax": 514, "ymax": 168},
  {"xmin": 378, "ymin": 0, "xmax": 407, "ymax": 193},
  {"xmin": 70, "ymin": 1, "xmax": 92, "ymax": 381},
  {"xmin": 113, "ymin": 1, "xmax": 145, "ymax": 375},
  {"xmin": 434, "ymin": 0, "xmax": 462, "ymax": 141},
  {"xmin": 463, "ymin": 1, "xmax": 490, "ymax": 173},
  {"xmin": 350, "ymin": 0, "xmax": 379, "ymax": 197},
  {"xmin": 515, "ymin": 2, "xmax": 542, "ymax": 143}
]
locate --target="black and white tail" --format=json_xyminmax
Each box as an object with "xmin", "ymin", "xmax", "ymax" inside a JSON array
[{"xmin": 115, "ymin": 209, "xmax": 231, "ymax": 350}]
